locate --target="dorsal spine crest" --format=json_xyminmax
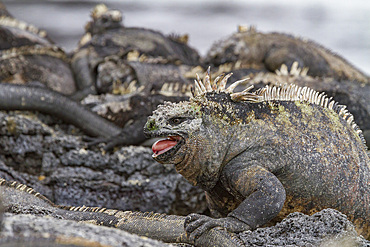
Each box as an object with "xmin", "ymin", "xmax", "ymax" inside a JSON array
[{"xmin": 192, "ymin": 68, "xmax": 366, "ymax": 147}]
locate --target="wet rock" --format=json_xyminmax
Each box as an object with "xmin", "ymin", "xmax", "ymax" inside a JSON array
[{"xmin": 238, "ymin": 208, "xmax": 369, "ymax": 246}]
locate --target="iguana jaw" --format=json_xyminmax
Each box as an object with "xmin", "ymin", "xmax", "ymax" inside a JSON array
[{"xmin": 151, "ymin": 134, "xmax": 185, "ymax": 162}]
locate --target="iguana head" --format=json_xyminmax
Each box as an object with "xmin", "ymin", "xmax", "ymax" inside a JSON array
[
  {"xmin": 144, "ymin": 100, "xmax": 203, "ymax": 164},
  {"xmin": 143, "ymin": 69, "xmax": 252, "ymax": 188}
]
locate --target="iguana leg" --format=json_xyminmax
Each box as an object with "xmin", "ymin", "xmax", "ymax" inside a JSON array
[{"xmin": 185, "ymin": 164, "xmax": 286, "ymax": 240}]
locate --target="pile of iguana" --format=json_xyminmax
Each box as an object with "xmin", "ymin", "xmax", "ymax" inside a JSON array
[
  {"xmin": 0, "ymin": 4, "xmax": 369, "ymax": 148},
  {"xmin": 0, "ymin": 3, "xmax": 121, "ymax": 138},
  {"xmin": 0, "ymin": 3, "xmax": 369, "ymax": 245},
  {"xmin": 0, "ymin": 71, "xmax": 368, "ymax": 246},
  {"xmin": 72, "ymin": 4, "xmax": 199, "ymax": 96},
  {"xmin": 0, "ymin": 4, "xmax": 199, "ymax": 146},
  {"xmin": 70, "ymin": 4, "xmax": 199, "ymax": 147}
]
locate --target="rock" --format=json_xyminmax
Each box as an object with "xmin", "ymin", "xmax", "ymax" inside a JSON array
[
  {"xmin": 0, "ymin": 110, "xmax": 206, "ymax": 215},
  {"xmin": 0, "ymin": 213, "xmax": 171, "ymax": 247},
  {"xmin": 238, "ymin": 208, "xmax": 369, "ymax": 246}
]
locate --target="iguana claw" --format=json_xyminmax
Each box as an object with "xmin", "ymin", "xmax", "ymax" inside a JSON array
[{"xmin": 184, "ymin": 213, "xmax": 250, "ymax": 242}]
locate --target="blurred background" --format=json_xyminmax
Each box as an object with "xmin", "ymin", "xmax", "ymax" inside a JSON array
[{"xmin": 3, "ymin": 0, "xmax": 370, "ymax": 74}]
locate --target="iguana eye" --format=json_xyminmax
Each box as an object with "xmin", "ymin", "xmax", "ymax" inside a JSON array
[{"xmin": 168, "ymin": 117, "xmax": 189, "ymax": 125}]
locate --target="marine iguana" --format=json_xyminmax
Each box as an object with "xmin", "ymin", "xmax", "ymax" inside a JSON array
[
  {"xmin": 72, "ymin": 4, "xmax": 200, "ymax": 96},
  {"xmin": 0, "ymin": 4, "xmax": 76, "ymax": 95},
  {"xmin": 0, "ymin": 72, "xmax": 368, "ymax": 246},
  {"xmin": 205, "ymin": 26, "xmax": 369, "ymax": 83},
  {"xmin": 143, "ymin": 70, "xmax": 370, "ymax": 240}
]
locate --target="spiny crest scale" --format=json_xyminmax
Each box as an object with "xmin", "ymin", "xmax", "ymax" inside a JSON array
[
  {"xmin": 191, "ymin": 67, "xmax": 252, "ymax": 101},
  {"xmin": 275, "ymin": 61, "xmax": 309, "ymax": 77}
]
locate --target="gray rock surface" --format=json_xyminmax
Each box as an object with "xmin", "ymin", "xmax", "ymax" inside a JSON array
[
  {"xmin": 0, "ymin": 213, "xmax": 171, "ymax": 247},
  {"xmin": 238, "ymin": 209, "xmax": 369, "ymax": 246},
  {"xmin": 0, "ymin": 110, "xmax": 206, "ymax": 215}
]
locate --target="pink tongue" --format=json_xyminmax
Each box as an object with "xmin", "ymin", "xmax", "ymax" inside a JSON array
[{"xmin": 152, "ymin": 139, "xmax": 177, "ymax": 155}]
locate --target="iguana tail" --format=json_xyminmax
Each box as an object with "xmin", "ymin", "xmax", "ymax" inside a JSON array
[
  {"xmin": 0, "ymin": 83, "xmax": 122, "ymax": 137},
  {"xmin": 0, "ymin": 178, "xmax": 242, "ymax": 247}
]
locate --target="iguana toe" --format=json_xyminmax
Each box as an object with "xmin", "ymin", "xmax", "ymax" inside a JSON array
[{"xmin": 185, "ymin": 213, "xmax": 251, "ymax": 242}]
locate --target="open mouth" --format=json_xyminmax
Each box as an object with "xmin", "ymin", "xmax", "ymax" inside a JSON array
[{"xmin": 152, "ymin": 135, "xmax": 182, "ymax": 158}]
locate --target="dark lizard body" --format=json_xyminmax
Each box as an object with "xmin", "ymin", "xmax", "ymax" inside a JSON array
[
  {"xmin": 0, "ymin": 5, "xmax": 76, "ymax": 95},
  {"xmin": 246, "ymin": 68, "xmax": 370, "ymax": 147},
  {"xmin": 0, "ymin": 45, "xmax": 77, "ymax": 95},
  {"xmin": 205, "ymin": 26, "xmax": 369, "ymax": 83},
  {"xmin": 144, "ymin": 71, "xmax": 370, "ymax": 240},
  {"xmin": 201, "ymin": 63, "xmax": 370, "ymax": 147},
  {"xmin": 72, "ymin": 4, "xmax": 199, "ymax": 96},
  {"xmin": 0, "ymin": 5, "xmax": 52, "ymax": 49}
]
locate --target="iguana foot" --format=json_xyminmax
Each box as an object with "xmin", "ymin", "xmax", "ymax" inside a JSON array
[
  {"xmin": 184, "ymin": 213, "xmax": 250, "ymax": 242},
  {"xmin": 83, "ymin": 136, "xmax": 107, "ymax": 146},
  {"xmin": 83, "ymin": 135, "xmax": 120, "ymax": 151}
]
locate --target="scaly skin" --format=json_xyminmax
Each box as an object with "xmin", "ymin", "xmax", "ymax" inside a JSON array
[
  {"xmin": 0, "ymin": 178, "xmax": 241, "ymax": 247},
  {"xmin": 144, "ymin": 71, "xmax": 370, "ymax": 240}
]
